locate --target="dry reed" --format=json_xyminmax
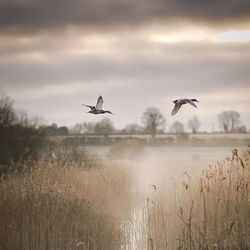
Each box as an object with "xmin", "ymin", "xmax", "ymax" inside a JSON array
[
  {"xmin": 0, "ymin": 148, "xmax": 131, "ymax": 250},
  {"xmin": 129, "ymin": 148, "xmax": 249, "ymax": 250}
]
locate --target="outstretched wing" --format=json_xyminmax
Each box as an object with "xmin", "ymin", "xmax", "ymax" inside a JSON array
[
  {"xmin": 82, "ymin": 104, "xmax": 95, "ymax": 110},
  {"xmin": 185, "ymin": 99, "xmax": 197, "ymax": 108},
  {"xmin": 171, "ymin": 103, "xmax": 182, "ymax": 116},
  {"xmin": 95, "ymin": 96, "xmax": 103, "ymax": 110}
]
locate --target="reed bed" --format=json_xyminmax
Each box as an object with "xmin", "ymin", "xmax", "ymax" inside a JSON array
[
  {"xmin": 140, "ymin": 148, "xmax": 250, "ymax": 250},
  {"xmin": 1, "ymin": 144, "xmax": 249, "ymax": 250},
  {"xmin": 0, "ymin": 147, "xmax": 131, "ymax": 250}
]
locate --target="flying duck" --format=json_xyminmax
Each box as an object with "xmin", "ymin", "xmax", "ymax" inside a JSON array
[
  {"xmin": 171, "ymin": 98, "xmax": 199, "ymax": 116},
  {"xmin": 82, "ymin": 96, "xmax": 113, "ymax": 114}
]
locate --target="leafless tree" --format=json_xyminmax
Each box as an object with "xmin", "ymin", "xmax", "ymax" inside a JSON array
[
  {"xmin": 0, "ymin": 94, "xmax": 17, "ymax": 127},
  {"xmin": 141, "ymin": 107, "xmax": 166, "ymax": 140},
  {"xmin": 94, "ymin": 118, "xmax": 115, "ymax": 135},
  {"xmin": 187, "ymin": 116, "xmax": 201, "ymax": 133},
  {"xmin": 217, "ymin": 110, "xmax": 240, "ymax": 132},
  {"xmin": 121, "ymin": 123, "xmax": 143, "ymax": 134},
  {"xmin": 70, "ymin": 123, "xmax": 84, "ymax": 134},
  {"xmin": 169, "ymin": 121, "xmax": 185, "ymax": 133},
  {"xmin": 233, "ymin": 125, "xmax": 247, "ymax": 133},
  {"xmin": 82, "ymin": 122, "xmax": 96, "ymax": 134},
  {"xmin": 71, "ymin": 119, "xmax": 115, "ymax": 135}
]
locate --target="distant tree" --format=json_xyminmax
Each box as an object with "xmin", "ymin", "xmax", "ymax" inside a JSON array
[
  {"xmin": 187, "ymin": 116, "xmax": 201, "ymax": 133},
  {"xmin": 44, "ymin": 123, "xmax": 69, "ymax": 135},
  {"xmin": 0, "ymin": 94, "xmax": 17, "ymax": 127},
  {"xmin": 70, "ymin": 123, "xmax": 84, "ymax": 134},
  {"xmin": 0, "ymin": 94, "xmax": 47, "ymax": 167},
  {"xmin": 169, "ymin": 121, "xmax": 185, "ymax": 133},
  {"xmin": 51, "ymin": 123, "xmax": 58, "ymax": 130},
  {"xmin": 17, "ymin": 110, "xmax": 43, "ymax": 128},
  {"xmin": 82, "ymin": 122, "xmax": 96, "ymax": 134},
  {"xmin": 70, "ymin": 120, "xmax": 114, "ymax": 135},
  {"xmin": 141, "ymin": 107, "xmax": 166, "ymax": 140},
  {"xmin": 94, "ymin": 118, "xmax": 115, "ymax": 135},
  {"xmin": 58, "ymin": 126, "xmax": 69, "ymax": 135},
  {"xmin": 232, "ymin": 125, "xmax": 247, "ymax": 133},
  {"xmin": 121, "ymin": 123, "xmax": 143, "ymax": 134},
  {"xmin": 45, "ymin": 123, "xmax": 58, "ymax": 135},
  {"xmin": 217, "ymin": 110, "xmax": 241, "ymax": 132}
]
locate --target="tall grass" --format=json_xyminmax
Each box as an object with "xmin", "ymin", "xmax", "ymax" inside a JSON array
[
  {"xmin": 0, "ymin": 146, "xmax": 131, "ymax": 250},
  {"xmin": 128, "ymin": 148, "xmax": 250, "ymax": 250},
  {"xmin": 175, "ymin": 149, "xmax": 249, "ymax": 249},
  {"xmin": 1, "ymin": 144, "xmax": 249, "ymax": 250}
]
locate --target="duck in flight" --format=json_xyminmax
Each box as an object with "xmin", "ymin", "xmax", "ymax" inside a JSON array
[
  {"xmin": 82, "ymin": 96, "xmax": 113, "ymax": 114},
  {"xmin": 171, "ymin": 98, "xmax": 199, "ymax": 116}
]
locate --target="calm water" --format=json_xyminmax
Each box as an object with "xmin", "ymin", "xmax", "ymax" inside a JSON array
[{"xmin": 85, "ymin": 145, "xmax": 247, "ymax": 161}]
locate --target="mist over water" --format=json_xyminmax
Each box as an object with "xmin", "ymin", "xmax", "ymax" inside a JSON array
[
  {"xmin": 87, "ymin": 145, "xmax": 247, "ymax": 161},
  {"xmin": 88, "ymin": 144, "xmax": 249, "ymax": 249}
]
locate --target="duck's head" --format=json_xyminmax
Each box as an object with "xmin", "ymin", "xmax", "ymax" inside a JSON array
[
  {"xmin": 173, "ymin": 100, "xmax": 178, "ymax": 104},
  {"xmin": 191, "ymin": 99, "xmax": 199, "ymax": 102},
  {"xmin": 105, "ymin": 110, "xmax": 113, "ymax": 114}
]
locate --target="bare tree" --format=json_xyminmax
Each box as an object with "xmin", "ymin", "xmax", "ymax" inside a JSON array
[
  {"xmin": 94, "ymin": 118, "xmax": 115, "ymax": 135},
  {"xmin": 141, "ymin": 107, "xmax": 166, "ymax": 140},
  {"xmin": 217, "ymin": 110, "xmax": 240, "ymax": 132},
  {"xmin": 0, "ymin": 94, "xmax": 48, "ymax": 166},
  {"xmin": 169, "ymin": 121, "xmax": 185, "ymax": 133},
  {"xmin": 17, "ymin": 110, "xmax": 43, "ymax": 128},
  {"xmin": 82, "ymin": 122, "xmax": 96, "ymax": 134},
  {"xmin": 70, "ymin": 120, "xmax": 115, "ymax": 135},
  {"xmin": 233, "ymin": 125, "xmax": 247, "ymax": 133},
  {"xmin": 121, "ymin": 123, "xmax": 143, "ymax": 134},
  {"xmin": 187, "ymin": 116, "xmax": 201, "ymax": 133},
  {"xmin": 70, "ymin": 123, "xmax": 84, "ymax": 134},
  {"xmin": 0, "ymin": 94, "xmax": 17, "ymax": 127}
]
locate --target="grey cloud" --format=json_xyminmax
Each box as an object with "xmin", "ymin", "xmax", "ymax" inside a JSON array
[
  {"xmin": 1, "ymin": 41, "xmax": 250, "ymax": 92},
  {"xmin": 1, "ymin": 0, "xmax": 250, "ymax": 33},
  {"xmin": 1, "ymin": 34, "xmax": 249, "ymax": 131}
]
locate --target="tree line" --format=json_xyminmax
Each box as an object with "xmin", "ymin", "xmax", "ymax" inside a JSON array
[
  {"xmin": 70, "ymin": 107, "xmax": 248, "ymax": 137},
  {"xmin": 0, "ymin": 94, "xmax": 48, "ymax": 167}
]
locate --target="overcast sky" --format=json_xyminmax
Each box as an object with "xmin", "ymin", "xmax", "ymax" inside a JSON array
[{"xmin": 0, "ymin": 0, "xmax": 250, "ymax": 132}]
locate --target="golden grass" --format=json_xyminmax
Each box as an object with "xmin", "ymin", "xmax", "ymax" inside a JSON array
[
  {"xmin": 1, "ymin": 145, "xmax": 249, "ymax": 250},
  {"xmin": 0, "ymin": 153, "xmax": 131, "ymax": 250},
  {"xmin": 140, "ymin": 148, "xmax": 250, "ymax": 250}
]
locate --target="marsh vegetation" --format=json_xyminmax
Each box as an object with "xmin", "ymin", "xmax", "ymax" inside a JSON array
[
  {"xmin": 123, "ymin": 147, "xmax": 250, "ymax": 250},
  {"xmin": 1, "ymin": 141, "xmax": 249, "ymax": 250},
  {"xmin": 0, "ymin": 145, "xmax": 132, "ymax": 250}
]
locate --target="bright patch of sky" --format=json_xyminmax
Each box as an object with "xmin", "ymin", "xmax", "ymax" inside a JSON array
[{"xmin": 216, "ymin": 30, "xmax": 250, "ymax": 41}]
